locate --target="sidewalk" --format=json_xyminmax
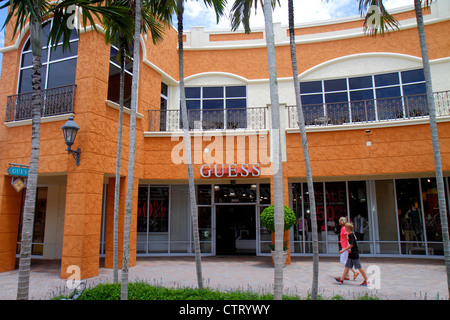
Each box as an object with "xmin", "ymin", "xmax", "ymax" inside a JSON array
[{"xmin": 0, "ymin": 256, "xmax": 447, "ymax": 300}]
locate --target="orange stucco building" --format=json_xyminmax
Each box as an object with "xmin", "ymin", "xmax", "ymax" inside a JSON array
[{"xmin": 0, "ymin": 1, "xmax": 450, "ymax": 280}]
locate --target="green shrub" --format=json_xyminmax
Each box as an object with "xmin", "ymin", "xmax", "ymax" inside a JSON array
[
  {"xmin": 260, "ymin": 205, "xmax": 297, "ymax": 233},
  {"xmin": 70, "ymin": 282, "xmax": 288, "ymax": 300}
]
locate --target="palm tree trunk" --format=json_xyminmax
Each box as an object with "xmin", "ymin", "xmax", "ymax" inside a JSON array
[
  {"xmin": 16, "ymin": 7, "xmax": 42, "ymax": 301},
  {"xmin": 121, "ymin": 0, "xmax": 141, "ymax": 300},
  {"xmin": 113, "ymin": 39, "xmax": 126, "ymax": 284},
  {"xmin": 414, "ymin": 0, "xmax": 450, "ymax": 297},
  {"xmin": 177, "ymin": 0, "xmax": 203, "ymax": 289},
  {"xmin": 263, "ymin": 0, "xmax": 284, "ymax": 301},
  {"xmin": 287, "ymin": 0, "xmax": 319, "ymax": 300}
]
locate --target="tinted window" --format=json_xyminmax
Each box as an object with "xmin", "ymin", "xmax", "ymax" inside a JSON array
[
  {"xmin": 226, "ymin": 86, "xmax": 246, "ymax": 97},
  {"xmin": 186, "ymin": 100, "xmax": 200, "ymax": 109},
  {"xmin": 203, "ymin": 99, "xmax": 223, "ymax": 110},
  {"xmin": 350, "ymin": 89, "xmax": 374, "ymax": 101},
  {"xmin": 203, "ymin": 87, "xmax": 223, "ymax": 98},
  {"xmin": 47, "ymin": 59, "xmax": 77, "ymax": 88},
  {"xmin": 185, "ymin": 87, "xmax": 200, "ymax": 98},
  {"xmin": 325, "ymin": 92, "xmax": 348, "ymax": 103},
  {"xmin": 301, "ymin": 94, "xmax": 323, "ymax": 105},
  {"xmin": 375, "ymin": 72, "xmax": 399, "ymax": 87},
  {"xmin": 226, "ymin": 99, "xmax": 246, "ymax": 109},
  {"xmin": 50, "ymin": 41, "xmax": 78, "ymax": 61},
  {"xmin": 401, "ymin": 69, "xmax": 425, "ymax": 84},
  {"xmin": 376, "ymin": 86, "xmax": 401, "ymax": 99},
  {"xmin": 300, "ymin": 81, "xmax": 322, "ymax": 94},
  {"xmin": 349, "ymin": 76, "xmax": 373, "ymax": 89},
  {"xmin": 403, "ymin": 83, "xmax": 427, "ymax": 96},
  {"xmin": 324, "ymin": 79, "xmax": 347, "ymax": 92}
]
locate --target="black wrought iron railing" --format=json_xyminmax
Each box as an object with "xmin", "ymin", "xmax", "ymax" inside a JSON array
[
  {"xmin": 148, "ymin": 107, "xmax": 267, "ymax": 131},
  {"xmin": 5, "ymin": 84, "xmax": 76, "ymax": 122},
  {"xmin": 287, "ymin": 91, "xmax": 450, "ymax": 128}
]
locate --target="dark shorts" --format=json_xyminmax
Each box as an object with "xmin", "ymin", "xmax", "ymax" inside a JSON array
[{"xmin": 345, "ymin": 258, "xmax": 362, "ymax": 270}]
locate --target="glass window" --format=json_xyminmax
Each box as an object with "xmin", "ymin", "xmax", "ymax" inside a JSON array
[
  {"xmin": 403, "ymin": 83, "xmax": 427, "ymax": 96},
  {"xmin": 349, "ymin": 76, "xmax": 373, "ymax": 90},
  {"xmin": 170, "ymin": 185, "xmax": 191, "ymax": 253},
  {"xmin": 107, "ymin": 42, "xmax": 133, "ymax": 107},
  {"xmin": 137, "ymin": 186, "xmax": 149, "ymax": 233},
  {"xmin": 203, "ymin": 86, "xmax": 223, "ymax": 98},
  {"xmin": 226, "ymin": 86, "xmax": 246, "ymax": 97},
  {"xmin": 324, "ymin": 78, "xmax": 347, "ymax": 92},
  {"xmin": 401, "ymin": 69, "xmax": 425, "ymax": 84},
  {"xmin": 348, "ymin": 181, "xmax": 370, "ymax": 252},
  {"xmin": 203, "ymin": 99, "xmax": 223, "ymax": 110},
  {"xmin": 214, "ymin": 184, "xmax": 257, "ymax": 203},
  {"xmin": 186, "ymin": 87, "xmax": 200, "ymax": 98},
  {"xmin": 350, "ymin": 89, "xmax": 374, "ymax": 101},
  {"xmin": 183, "ymin": 86, "xmax": 247, "ymax": 130},
  {"xmin": 374, "ymin": 72, "xmax": 399, "ymax": 87},
  {"xmin": 47, "ymin": 59, "xmax": 77, "ymax": 88},
  {"xmin": 301, "ymin": 94, "xmax": 322, "ymax": 105},
  {"xmin": 18, "ymin": 19, "xmax": 78, "ymax": 94},
  {"xmin": 149, "ymin": 187, "xmax": 169, "ymax": 232},
  {"xmin": 325, "ymin": 92, "xmax": 348, "ymax": 103},
  {"xmin": 259, "ymin": 184, "xmax": 271, "ymax": 205},
  {"xmin": 396, "ymin": 179, "xmax": 424, "ymax": 255},
  {"xmin": 50, "ymin": 41, "xmax": 78, "ymax": 61},
  {"xmin": 300, "ymin": 81, "xmax": 322, "ymax": 93},
  {"xmin": 376, "ymin": 86, "xmax": 401, "ymax": 99},
  {"xmin": 16, "ymin": 187, "xmax": 47, "ymax": 256},
  {"xmin": 197, "ymin": 185, "xmax": 211, "ymax": 205},
  {"xmin": 226, "ymin": 99, "xmax": 246, "ymax": 109}
]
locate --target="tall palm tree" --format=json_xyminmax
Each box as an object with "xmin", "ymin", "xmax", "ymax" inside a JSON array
[
  {"xmin": 120, "ymin": 0, "xmax": 141, "ymax": 300},
  {"xmin": 359, "ymin": 0, "xmax": 450, "ymax": 298},
  {"xmin": 229, "ymin": 0, "xmax": 285, "ymax": 300},
  {"xmin": 412, "ymin": 0, "xmax": 449, "ymax": 296},
  {"xmin": 101, "ymin": 0, "xmax": 173, "ymax": 284},
  {"xmin": 1, "ymin": 0, "xmax": 128, "ymax": 301},
  {"xmin": 176, "ymin": 0, "xmax": 226, "ymax": 290},
  {"xmin": 261, "ymin": 0, "xmax": 284, "ymax": 301},
  {"xmin": 287, "ymin": 0, "xmax": 320, "ymax": 300}
]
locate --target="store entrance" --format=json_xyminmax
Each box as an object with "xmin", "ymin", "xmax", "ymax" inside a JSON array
[{"xmin": 216, "ymin": 205, "xmax": 256, "ymax": 255}]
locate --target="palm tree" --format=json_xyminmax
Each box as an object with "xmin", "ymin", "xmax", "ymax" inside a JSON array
[
  {"xmin": 176, "ymin": 0, "xmax": 226, "ymax": 290},
  {"xmin": 287, "ymin": 0, "xmax": 320, "ymax": 300},
  {"xmin": 359, "ymin": 0, "xmax": 450, "ymax": 298},
  {"xmin": 101, "ymin": 0, "xmax": 173, "ymax": 284},
  {"xmin": 261, "ymin": 0, "xmax": 284, "ymax": 301},
  {"xmin": 411, "ymin": 0, "xmax": 450, "ymax": 296},
  {"xmin": 120, "ymin": 0, "xmax": 141, "ymax": 300},
  {"xmin": 1, "ymin": 0, "xmax": 128, "ymax": 301},
  {"xmin": 229, "ymin": 0, "xmax": 285, "ymax": 300}
]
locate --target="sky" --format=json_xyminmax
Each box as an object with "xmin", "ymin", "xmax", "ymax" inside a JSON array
[{"xmin": 0, "ymin": 0, "xmax": 413, "ymax": 73}]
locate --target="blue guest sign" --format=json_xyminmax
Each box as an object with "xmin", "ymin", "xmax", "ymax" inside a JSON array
[{"xmin": 7, "ymin": 164, "xmax": 29, "ymax": 177}]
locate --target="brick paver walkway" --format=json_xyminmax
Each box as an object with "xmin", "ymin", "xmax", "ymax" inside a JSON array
[{"xmin": 0, "ymin": 256, "xmax": 447, "ymax": 300}]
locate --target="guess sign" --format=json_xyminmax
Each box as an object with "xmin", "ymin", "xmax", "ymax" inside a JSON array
[{"xmin": 200, "ymin": 163, "xmax": 261, "ymax": 178}]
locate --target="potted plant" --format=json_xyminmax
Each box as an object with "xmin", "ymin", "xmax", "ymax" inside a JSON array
[{"xmin": 260, "ymin": 205, "xmax": 297, "ymax": 266}]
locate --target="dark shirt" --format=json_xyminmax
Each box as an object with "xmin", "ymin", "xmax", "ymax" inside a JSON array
[{"xmin": 348, "ymin": 232, "xmax": 359, "ymax": 259}]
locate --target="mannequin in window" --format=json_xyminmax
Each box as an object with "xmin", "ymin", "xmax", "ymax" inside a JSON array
[
  {"xmin": 298, "ymin": 216, "xmax": 306, "ymax": 234},
  {"xmin": 406, "ymin": 204, "xmax": 422, "ymax": 242},
  {"xmin": 425, "ymin": 214, "xmax": 438, "ymax": 241},
  {"xmin": 354, "ymin": 214, "xmax": 365, "ymax": 241},
  {"xmin": 353, "ymin": 214, "xmax": 366, "ymax": 253},
  {"xmin": 401, "ymin": 212, "xmax": 415, "ymax": 254}
]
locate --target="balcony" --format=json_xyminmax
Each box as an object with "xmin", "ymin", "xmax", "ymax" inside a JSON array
[
  {"xmin": 287, "ymin": 91, "xmax": 450, "ymax": 128},
  {"xmin": 148, "ymin": 107, "xmax": 267, "ymax": 132},
  {"xmin": 5, "ymin": 84, "xmax": 76, "ymax": 123}
]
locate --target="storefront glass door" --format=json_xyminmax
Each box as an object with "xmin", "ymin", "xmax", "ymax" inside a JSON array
[{"xmin": 216, "ymin": 205, "xmax": 256, "ymax": 255}]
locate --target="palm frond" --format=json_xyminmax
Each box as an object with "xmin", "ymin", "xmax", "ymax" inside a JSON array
[
  {"xmin": 229, "ymin": 0, "xmax": 280, "ymax": 33},
  {"xmin": 359, "ymin": 0, "xmax": 399, "ymax": 37}
]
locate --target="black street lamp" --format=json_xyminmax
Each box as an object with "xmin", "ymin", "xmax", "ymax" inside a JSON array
[{"xmin": 61, "ymin": 115, "xmax": 81, "ymax": 166}]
